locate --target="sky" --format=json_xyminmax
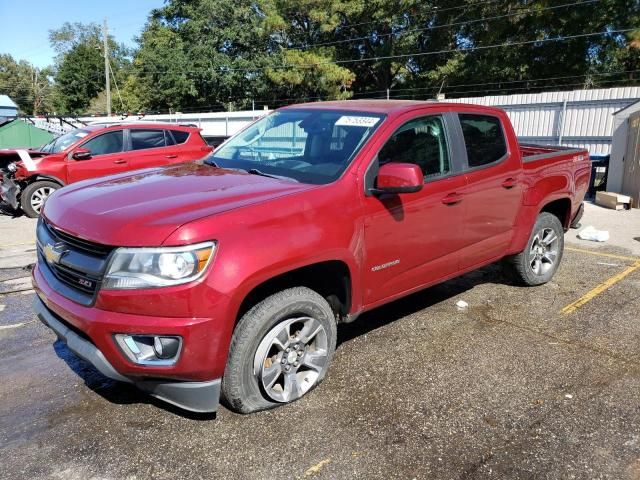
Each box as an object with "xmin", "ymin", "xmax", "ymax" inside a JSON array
[{"xmin": 0, "ymin": 0, "xmax": 164, "ymax": 68}]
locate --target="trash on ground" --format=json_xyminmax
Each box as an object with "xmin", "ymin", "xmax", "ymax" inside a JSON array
[
  {"xmin": 595, "ymin": 191, "xmax": 633, "ymax": 210},
  {"xmin": 577, "ymin": 225, "xmax": 610, "ymax": 242},
  {"xmin": 456, "ymin": 300, "xmax": 469, "ymax": 311},
  {"xmin": 565, "ymin": 394, "xmax": 574, "ymax": 399}
]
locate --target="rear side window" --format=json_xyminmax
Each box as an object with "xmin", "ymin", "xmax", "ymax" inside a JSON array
[
  {"xmin": 130, "ymin": 129, "xmax": 166, "ymax": 150},
  {"xmin": 459, "ymin": 114, "xmax": 507, "ymax": 168},
  {"xmin": 81, "ymin": 130, "xmax": 124, "ymax": 156},
  {"xmin": 171, "ymin": 130, "xmax": 190, "ymax": 144}
]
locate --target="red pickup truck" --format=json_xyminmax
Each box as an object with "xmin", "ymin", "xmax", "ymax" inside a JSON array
[
  {"xmin": 33, "ymin": 101, "xmax": 589, "ymax": 414},
  {"xmin": 0, "ymin": 122, "xmax": 211, "ymax": 217}
]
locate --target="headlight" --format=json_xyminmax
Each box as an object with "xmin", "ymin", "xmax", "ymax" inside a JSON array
[{"xmin": 103, "ymin": 242, "xmax": 216, "ymax": 289}]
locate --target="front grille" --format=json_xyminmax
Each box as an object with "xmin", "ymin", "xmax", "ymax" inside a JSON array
[
  {"xmin": 45, "ymin": 223, "xmax": 112, "ymax": 256},
  {"xmin": 37, "ymin": 219, "xmax": 114, "ymax": 305},
  {"xmin": 48, "ymin": 261, "xmax": 98, "ymax": 294}
]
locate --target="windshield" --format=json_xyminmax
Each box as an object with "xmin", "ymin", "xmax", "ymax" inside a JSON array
[
  {"xmin": 206, "ymin": 109, "xmax": 385, "ymax": 184},
  {"xmin": 40, "ymin": 128, "xmax": 91, "ymax": 154}
]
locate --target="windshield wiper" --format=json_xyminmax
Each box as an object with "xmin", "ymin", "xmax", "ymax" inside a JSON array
[
  {"xmin": 246, "ymin": 168, "xmax": 298, "ymax": 182},
  {"xmin": 204, "ymin": 159, "xmax": 219, "ymax": 167}
]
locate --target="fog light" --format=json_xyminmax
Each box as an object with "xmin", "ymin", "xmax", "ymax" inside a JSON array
[
  {"xmin": 153, "ymin": 336, "xmax": 181, "ymax": 359},
  {"xmin": 115, "ymin": 334, "xmax": 182, "ymax": 366}
]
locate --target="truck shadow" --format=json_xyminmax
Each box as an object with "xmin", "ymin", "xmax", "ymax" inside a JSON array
[
  {"xmin": 52, "ymin": 261, "xmax": 519, "ymax": 419},
  {"xmin": 337, "ymin": 261, "xmax": 520, "ymax": 347}
]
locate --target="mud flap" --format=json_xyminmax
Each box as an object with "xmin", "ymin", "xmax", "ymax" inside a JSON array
[{"xmin": 570, "ymin": 202, "xmax": 584, "ymax": 229}]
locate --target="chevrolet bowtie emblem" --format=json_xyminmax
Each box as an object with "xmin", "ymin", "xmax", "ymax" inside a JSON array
[{"xmin": 43, "ymin": 242, "xmax": 67, "ymax": 264}]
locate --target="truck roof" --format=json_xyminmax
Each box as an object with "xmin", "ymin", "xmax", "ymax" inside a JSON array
[{"xmin": 281, "ymin": 99, "xmax": 504, "ymax": 115}]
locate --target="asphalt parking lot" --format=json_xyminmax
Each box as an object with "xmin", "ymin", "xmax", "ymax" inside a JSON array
[{"xmin": 1, "ymin": 204, "xmax": 640, "ymax": 479}]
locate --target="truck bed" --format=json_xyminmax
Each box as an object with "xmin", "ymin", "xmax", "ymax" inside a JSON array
[{"xmin": 519, "ymin": 143, "xmax": 588, "ymax": 162}]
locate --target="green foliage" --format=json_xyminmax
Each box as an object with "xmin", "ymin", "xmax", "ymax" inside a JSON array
[
  {"xmin": 49, "ymin": 22, "xmax": 133, "ymax": 114},
  {"xmin": 0, "ymin": 54, "xmax": 53, "ymax": 115},
  {"xmin": 4, "ymin": 1, "xmax": 638, "ymax": 115}
]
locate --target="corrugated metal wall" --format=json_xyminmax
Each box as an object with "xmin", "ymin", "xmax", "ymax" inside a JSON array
[{"xmin": 447, "ymin": 87, "xmax": 640, "ymax": 155}]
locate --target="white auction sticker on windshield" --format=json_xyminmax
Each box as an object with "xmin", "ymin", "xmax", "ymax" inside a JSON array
[
  {"xmin": 335, "ymin": 116, "xmax": 380, "ymax": 128},
  {"xmin": 16, "ymin": 150, "xmax": 37, "ymax": 172},
  {"xmin": 75, "ymin": 132, "xmax": 88, "ymax": 138}
]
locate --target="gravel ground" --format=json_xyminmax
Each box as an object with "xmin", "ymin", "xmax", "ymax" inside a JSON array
[{"xmin": 1, "ymin": 207, "xmax": 639, "ymax": 479}]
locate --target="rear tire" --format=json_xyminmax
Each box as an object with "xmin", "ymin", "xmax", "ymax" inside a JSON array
[
  {"xmin": 221, "ymin": 287, "xmax": 337, "ymax": 414},
  {"xmin": 509, "ymin": 212, "xmax": 564, "ymax": 286},
  {"xmin": 21, "ymin": 181, "xmax": 60, "ymax": 218}
]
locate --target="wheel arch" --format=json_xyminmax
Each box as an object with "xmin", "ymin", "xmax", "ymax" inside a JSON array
[
  {"xmin": 29, "ymin": 174, "xmax": 65, "ymax": 187},
  {"xmin": 539, "ymin": 197, "xmax": 572, "ymax": 229},
  {"xmin": 235, "ymin": 260, "xmax": 353, "ymax": 325}
]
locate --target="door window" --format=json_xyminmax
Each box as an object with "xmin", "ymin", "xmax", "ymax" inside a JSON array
[
  {"xmin": 130, "ymin": 129, "xmax": 167, "ymax": 150},
  {"xmin": 459, "ymin": 114, "xmax": 507, "ymax": 168},
  {"xmin": 378, "ymin": 115, "xmax": 450, "ymax": 179},
  {"xmin": 81, "ymin": 131, "xmax": 124, "ymax": 156}
]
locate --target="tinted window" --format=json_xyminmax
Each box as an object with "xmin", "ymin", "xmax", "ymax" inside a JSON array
[
  {"xmin": 379, "ymin": 115, "xmax": 450, "ymax": 178},
  {"xmin": 81, "ymin": 131, "xmax": 124, "ymax": 156},
  {"xmin": 459, "ymin": 114, "xmax": 507, "ymax": 167},
  {"xmin": 130, "ymin": 129, "xmax": 166, "ymax": 150},
  {"xmin": 171, "ymin": 130, "xmax": 190, "ymax": 144}
]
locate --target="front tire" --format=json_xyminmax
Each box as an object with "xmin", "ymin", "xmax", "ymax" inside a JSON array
[
  {"xmin": 21, "ymin": 181, "xmax": 60, "ymax": 218},
  {"xmin": 510, "ymin": 212, "xmax": 564, "ymax": 286},
  {"xmin": 221, "ymin": 287, "xmax": 337, "ymax": 414}
]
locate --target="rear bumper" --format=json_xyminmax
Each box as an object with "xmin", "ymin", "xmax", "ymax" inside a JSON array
[{"xmin": 35, "ymin": 295, "xmax": 221, "ymax": 413}]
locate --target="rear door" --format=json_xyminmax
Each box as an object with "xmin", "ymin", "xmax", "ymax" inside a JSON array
[
  {"xmin": 455, "ymin": 113, "xmax": 523, "ymax": 270},
  {"xmin": 361, "ymin": 109, "xmax": 468, "ymax": 306},
  {"xmin": 126, "ymin": 128, "xmax": 178, "ymax": 169},
  {"xmin": 67, "ymin": 130, "xmax": 128, "ymax": 182},
  {"xmin": 168, "ymin": 129, "xmax": 211, "ymax": 161}
]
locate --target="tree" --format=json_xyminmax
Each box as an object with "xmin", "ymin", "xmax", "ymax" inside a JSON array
[
  {"xmin": 0, "ymin": 54, "xmax": 53, "ymax": 115},
  {"xmin": 49, "ymin": 22, "xmax": 132, "ymax": 114}
]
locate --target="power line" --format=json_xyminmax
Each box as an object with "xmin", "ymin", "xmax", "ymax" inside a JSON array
[
  {"xmin": 123, "ymin": 28, "xmax": 636, "ymax": 76},
  {"xmin": 348, "ymin": 69, "xmax": 640, "ymax": 97},
  {"xmin": 323, "ymin": 0, "xmax": 505, "ymax": 31},
  {"xmin": 290, "ymin": 0, "xmax": 600, "ymax": 50}
]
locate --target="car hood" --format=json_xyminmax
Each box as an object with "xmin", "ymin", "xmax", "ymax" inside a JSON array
[
  {"xmin": 43, "ymin": 162, "xmax": 317, "ymax": 246},
  {"xmin": 0, "ymin": 149, "xmax": 59, "ymax": 171}
]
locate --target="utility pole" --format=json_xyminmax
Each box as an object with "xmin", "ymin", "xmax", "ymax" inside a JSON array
[{"xmin": 103, "ymin": 18, "xmax": 111, "ymax": 116}]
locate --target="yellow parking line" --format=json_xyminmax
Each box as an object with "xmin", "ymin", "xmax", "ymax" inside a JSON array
[
  {"xmin": 565, "ymin": 247, "xmax": 638, "ymax": 263},
  {"xmin": 562, "ymin": 260, "xmax": 640, "ymax": 315}
]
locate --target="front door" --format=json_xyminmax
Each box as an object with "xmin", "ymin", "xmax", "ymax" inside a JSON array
[
  {"xmin": 361, "ymin": 111, "xmax": 468, "ymax": 307},
  {"xmin": 67, "ymin": 130, "xmax": 128, "ymax": 183}
]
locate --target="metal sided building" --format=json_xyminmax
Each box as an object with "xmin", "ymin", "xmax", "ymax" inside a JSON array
[{"xmin": 447, "ymin": 87, "xmax": 640, "ymax": 156}]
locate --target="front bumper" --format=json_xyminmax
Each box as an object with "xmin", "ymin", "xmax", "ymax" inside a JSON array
[
  {"xmin": 34, "ymin": 295, "xmax": 221, "ymax": 413},
  {"xmin": 0, "ymin": 175, "xmax": 20, "ymax": 209}
]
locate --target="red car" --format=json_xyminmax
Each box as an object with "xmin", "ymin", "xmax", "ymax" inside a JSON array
[
  {"xmin": 33, "ymin": 101, "xmax": 589, "ymax": 414},
  {"xmin": 0, "ymin": 122, "xmax": 212, "ymax": 217}
]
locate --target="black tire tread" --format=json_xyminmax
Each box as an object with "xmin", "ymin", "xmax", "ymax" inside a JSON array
[
  {"xmin": 221, "ymin": 286, "xmax": 337, "ymax": 414},
  {"xmin": 21, "ymin": 180, "xmax": 60, "ymax": 218},
  {"xmin": 509, "ymin": 212, "xmax": 564, "ymax": 286}
]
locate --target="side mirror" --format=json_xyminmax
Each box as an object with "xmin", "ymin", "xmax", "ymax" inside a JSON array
[
  {"xmin": 72, "ymin": 148, "xmax": 92, "ymax": 160},
  {"xmin": 371, "ymin": 163, "xmax": 424, "ymax": 195}
]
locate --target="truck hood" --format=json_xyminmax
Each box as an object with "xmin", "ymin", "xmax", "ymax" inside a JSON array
[{"xmin": 43, "ymin": 162, "xmax": 317, "ymax": 246}]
